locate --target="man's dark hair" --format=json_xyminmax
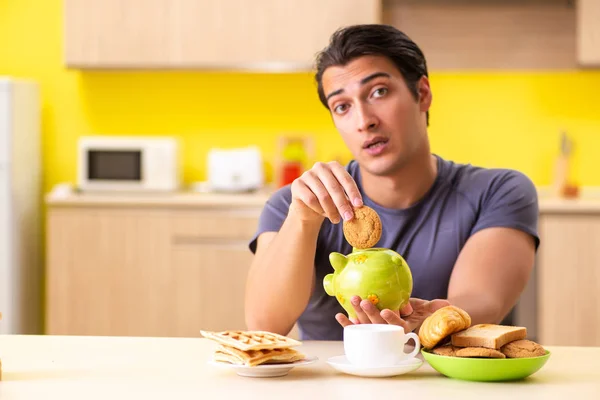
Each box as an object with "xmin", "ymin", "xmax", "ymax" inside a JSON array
[{"xmin": 314, "ymin": 24, "xmax": 429, "ymax": 125}]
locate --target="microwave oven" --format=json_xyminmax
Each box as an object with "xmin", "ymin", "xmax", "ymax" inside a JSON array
[{"xmin": 77, "ymin": 136, "xmax": 181, "ymax": 192}]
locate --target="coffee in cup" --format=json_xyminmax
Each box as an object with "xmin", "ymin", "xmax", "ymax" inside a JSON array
[{"xmin": 343, "ymin": 324, "xmax": 421, "ymax": 368}]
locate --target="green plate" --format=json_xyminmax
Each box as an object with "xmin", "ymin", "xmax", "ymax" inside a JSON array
[{"xmin": 421, "ymin": 348, "xmax": 551, "ymax": 382}]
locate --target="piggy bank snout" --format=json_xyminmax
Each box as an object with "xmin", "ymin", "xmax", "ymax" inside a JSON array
[{"xmin": 323, "ymin": 274, "xmax": 335, "ymax": 296}]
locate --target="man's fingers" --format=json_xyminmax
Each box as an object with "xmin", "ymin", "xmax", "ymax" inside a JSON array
[
  {"xmin": 301, "ymin": 171, "xmax": 340, "ymax": 223},
  {"xmin": 381, "ymin": 309, "xmax": 410, "ymax": 331},
  {"xmin": 360, "ymin": 300, "xmax": 387, "ymax": 324},
  {"xmin": 315, "ymin": 163, "xmax": 355, "ymax": 222},
  {"xmin": 292, "ymin": 180, "xmax": 326, "ymax": 217},
  {"xmin": 329, "ymin": 161, "xmax": 363, "ymax": 208},
  {"xmin": 335, "ymin": 313, "xmax": 354, "ymax": 328},
  {"xmin": 380, "ymin": 309, "xmax": 402, "ymax": 324},
  {"xmin": 350, "ymin": 296, "xmax": 371, "ymax": 324},
  {"xmin": 400, "ymin": 302, "xmax": 414, "ymax": 317},
  {"xmin": 429, "ymin": 299, "xmax": 451, "ymax": 313},
  {"xmin": 338, "ymin": 297, "xmax": 451, "ymax": 331}
]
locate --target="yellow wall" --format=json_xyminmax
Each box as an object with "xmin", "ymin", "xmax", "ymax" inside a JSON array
[{"xmin": 2, "ymin": 0, "xmax": 600, "ymax": 194}]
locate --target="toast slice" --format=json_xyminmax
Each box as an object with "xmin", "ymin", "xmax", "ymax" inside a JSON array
[{"xmin": 451, "ymin": 324, "xmax": 527, "ymax": 349}]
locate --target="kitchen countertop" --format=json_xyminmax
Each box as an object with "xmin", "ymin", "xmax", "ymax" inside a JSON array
[
  {"xmin": 536, "ymin": 197, "xmax": 600, "ymax": 213},
  {"xmin": 45, "ymin": 187, "xmax": 273, "ymax": 208},
  {"xmin": 46, "ymin": 186, "xmax": 600, "ymax": 213},
  {"xmin": 1, "ymin": 335, "xmax": 599, "ymax": 399}
]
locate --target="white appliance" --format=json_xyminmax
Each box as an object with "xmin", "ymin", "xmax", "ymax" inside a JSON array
[
  {"xmin": 0, "ymin": 77, "xmax": 42, "ymax": 334},
  {"xmin": 207, "ymin": 146, "xmax": 264, "ymax": 192},
  {"xmin": 77, "ymin": 136, "xmax": 181, "ymax": 192}
]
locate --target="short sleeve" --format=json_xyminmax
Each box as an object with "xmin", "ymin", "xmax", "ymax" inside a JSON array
[
  {"xmin": 470, "ymin": 170, "xmax": 540, "ymax": 250},
  {"xmin": 248, "ymin": 185, "xmax": 293, "ymax": 254}
]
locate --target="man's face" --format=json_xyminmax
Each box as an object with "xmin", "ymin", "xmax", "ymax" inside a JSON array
[{"xmin": 322, "ymin": 55, "xmax": 431, "ymax": 177}]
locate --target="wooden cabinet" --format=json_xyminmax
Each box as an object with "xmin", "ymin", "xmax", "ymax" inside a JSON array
[
  {"xmin": 167, "ymin": 209, "xmax": 260, "ymax": 336},
  {"xmin": 382, "ymin": 0, "xmax": 578, "ymax": 70},
  {"xmin": 170, "ymin": 240, "xmax": 252, "ymax": 336},
  {"xmin": 47, "ymin": 192, "xmax": 600, "ymax": 345},
  {"xmin": 63, "ymin": 0, "xmax": 600, "ymax": 71},
  {"xmin": 64, "ymin": 0, "xmax": 381, "ymax": 69},
  {"xmin": 536, "ymin": 207, "xmax": 600, "ymax": 347},
  {"xmin": 45, "ymin": 192, "xmax": 273, "ymax": 338},
  {"xmin": 577, "ymin": 0, "xmax": 600, "ymax": 66}
]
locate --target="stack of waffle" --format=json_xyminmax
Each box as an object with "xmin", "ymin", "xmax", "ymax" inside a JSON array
[{"xmin": 200, "ymin": 330, "xmax": 305, "ymax": 367}]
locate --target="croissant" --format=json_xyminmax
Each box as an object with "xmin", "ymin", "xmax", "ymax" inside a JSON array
[{"xmin": 418, "ymin": 305, "xmax": 472, "ymax": 349}]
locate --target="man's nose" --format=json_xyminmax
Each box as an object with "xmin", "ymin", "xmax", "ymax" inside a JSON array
[{"xmin": 356, "ymin": 104, "xmax": 379, "ymax": 132}]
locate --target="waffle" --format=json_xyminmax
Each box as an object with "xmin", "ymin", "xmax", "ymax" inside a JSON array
[
  {"xmin": 200, "ymin": 330, "xmax": 301, "ymax": 351},
  {"xmin": 214, "ymin": 344, "xmax": 305, "ymax": 367}
]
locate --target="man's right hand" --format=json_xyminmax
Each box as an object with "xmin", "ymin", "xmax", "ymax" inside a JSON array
[{"xmin": 289, "ymin": 161, "xmax": 363, "ymax": 225}]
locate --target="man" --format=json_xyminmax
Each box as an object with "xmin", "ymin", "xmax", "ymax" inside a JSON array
[{"xmin": 244, "ymin": 24, "xmax": 539, "ymax": 341}]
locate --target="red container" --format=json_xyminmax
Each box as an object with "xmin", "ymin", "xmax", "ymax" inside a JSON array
[{"xmin": 280, "ymin": 162, "xmax": 303, "ymax": 186}]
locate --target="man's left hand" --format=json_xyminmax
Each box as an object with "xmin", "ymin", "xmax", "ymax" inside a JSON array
[{"xmin": 335, "ymin": 296, "xmax": 450, "ymax": 333}]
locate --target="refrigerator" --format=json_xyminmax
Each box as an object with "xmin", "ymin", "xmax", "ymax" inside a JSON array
[{"xmin": 0, "ymin": 77, "xmax": 42, "ymax": 334}]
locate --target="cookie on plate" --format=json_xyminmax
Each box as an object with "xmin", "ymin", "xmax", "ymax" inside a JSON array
[
  {"xmin": 342, "ymin": 205, "xmax": 382, "ymax": 249},
  {"xmin": 432, "ymin": 344, "xmax": 460, "ymax": 357},
  {"xmin": 500, "ymin": 339, "xmax": 546, "ymax": 358},
  {"xmin": 455, "ymin": 347, "xmax": 506, "ymax": 359}
]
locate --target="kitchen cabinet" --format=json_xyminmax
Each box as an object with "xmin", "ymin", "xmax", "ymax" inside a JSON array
[
  {"xmin": 45, "ymin": 191, "xmax": 305, "ymax": 338},
  {"xmin": 535, "ymin": 200, "xmax": 600, "ymax": 347},
  {"xmin": 63, "ymin": 0, "xmax": 381, "ymax": 69},
  {"xmin": 382, "ymin": 0, "xmax": 578, "ymax": 70},
  {"xmin": 46, "ymin": 190, "xmax": 600, "ymax": 346},
  {"xmin": 167, "ymin": 209, "xmax": 261, "ymax": 336},
  {"xmin": 46, "ymin": 208, "xmax": 173, "ymax": 337},
  {"xmin": 577, "ymin": 0, "xmax": 600, "ymax": 66}
]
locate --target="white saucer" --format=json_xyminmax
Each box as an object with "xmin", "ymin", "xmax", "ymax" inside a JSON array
[
  {"xmin": 326, "ymin": 355, "xmax": 423, "ymax": 378},
  {"xmin": 209, "ymin": 355, "xmax": 318, "ymax": 378}
]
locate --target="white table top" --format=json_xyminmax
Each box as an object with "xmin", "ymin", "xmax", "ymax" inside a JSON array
[{"xmin": 1, "ymin": 335, "xmax": 599, "ymax": 399}]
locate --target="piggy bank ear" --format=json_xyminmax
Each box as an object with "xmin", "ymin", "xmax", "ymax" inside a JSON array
[{"xmin": 329, "ymin": 252, "xmax": 348, "ymax": 271}]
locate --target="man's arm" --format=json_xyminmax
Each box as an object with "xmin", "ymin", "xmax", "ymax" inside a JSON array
[
  {"xmin": 245, "ymin": 161, "xmax": 362, "ymax": 336},
  {"xmin": 245, "ymin": 214, "xmax": 320, "ymax": 336},
  {"xmin": 447, "ymin": 226, "xmax": 536, "ymax": 325}
]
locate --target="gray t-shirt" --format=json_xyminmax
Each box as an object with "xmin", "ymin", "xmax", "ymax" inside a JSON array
[{"xmin": 248, "ymin": 155, "xmax": 540, "ymax": 340}]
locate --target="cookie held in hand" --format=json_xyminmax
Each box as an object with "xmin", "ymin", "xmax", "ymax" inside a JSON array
[{"xmin": 342, "ymin": 205, "xmax": 382, "ymax": 249}]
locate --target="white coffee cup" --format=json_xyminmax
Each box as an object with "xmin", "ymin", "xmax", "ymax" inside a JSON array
[{"xmin": 343, "ymin": 324, "xmax": 421, "ymax": 368}]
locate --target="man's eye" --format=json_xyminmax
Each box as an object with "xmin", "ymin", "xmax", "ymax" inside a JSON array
[
  {"xmin": 334, "ymin": 104, "xmax": 349, "ymax": 114},
  {"xmin": 373, "ymin": 88, "xmax": 388, "ymax": 98}
]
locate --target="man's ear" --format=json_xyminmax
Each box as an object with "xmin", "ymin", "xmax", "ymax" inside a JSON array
[{"xmin": 418, "ymin": 76, "xmax": 432, "ymax": 112}]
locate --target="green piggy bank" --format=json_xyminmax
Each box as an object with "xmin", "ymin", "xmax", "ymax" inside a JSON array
[{"xmin": 323, "ymin": 248, "xmax": 413, "ymax": 319}]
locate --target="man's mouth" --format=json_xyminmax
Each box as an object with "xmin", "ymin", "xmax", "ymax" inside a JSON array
[{"xmin": 362, "ymin": 137, "xmax": 389, "ymax": 149}]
